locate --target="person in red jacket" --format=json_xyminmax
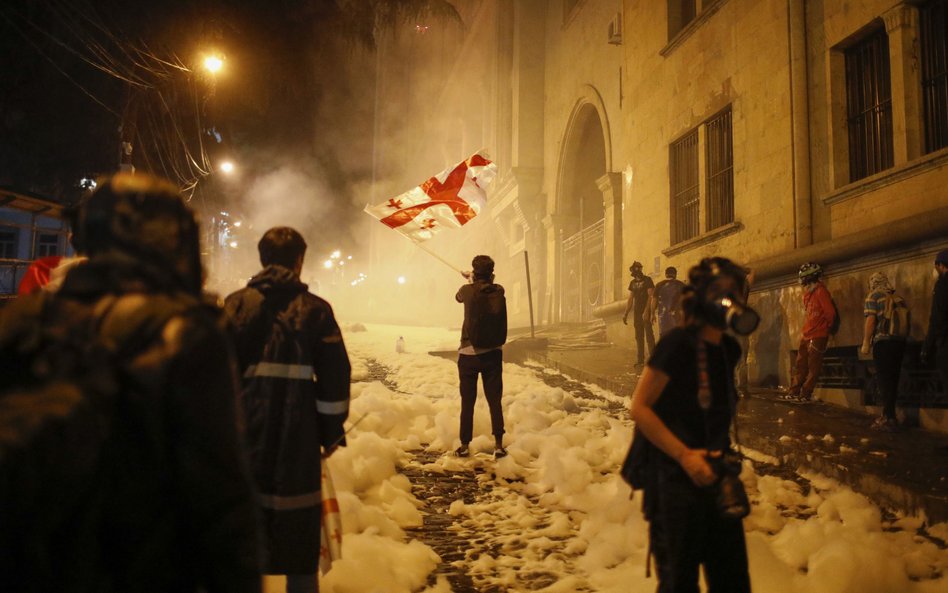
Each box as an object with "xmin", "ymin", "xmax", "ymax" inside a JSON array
[{"xmin": 784, "ymin": 262, "xmax": 835, "ymax": 403}]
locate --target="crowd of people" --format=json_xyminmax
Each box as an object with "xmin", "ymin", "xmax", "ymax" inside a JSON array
[
  {"xmin": 1, "ymin": 171, "xmax": 946, "ymax": 593},
  {"xmin": 623, "ymin": 250, "xmax": 948, "ymax": 432}
]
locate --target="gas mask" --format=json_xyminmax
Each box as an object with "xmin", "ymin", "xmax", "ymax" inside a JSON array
[{"xmin": 704, "ymin": 295, "xmax": 760, "ymax": 336}]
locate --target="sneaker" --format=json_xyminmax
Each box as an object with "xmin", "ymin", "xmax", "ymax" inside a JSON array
[
  {"xmin": 778, "ymin": 392, "xmax": 811, "ymax": 404},
  {"xmin": 454, "ymin": 445, "xmax": 470, "ymax": 457},
  {"xmin": 493, "ymin": 446, "xmax": 508, "ymax": 459},
  {"xmin": 870, "ymin": 416, "xmax": 900, "ymax": 432}
]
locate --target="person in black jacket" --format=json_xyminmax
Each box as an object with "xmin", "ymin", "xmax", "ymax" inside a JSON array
[
  {"xmin": 455, "ymin": 255, "xmax": 507, "ymax": 459},
  {"xmin": 923, "ymin": 249, "xmax": 948, "ymax": 389},
  {"xmin": 630, "ymin": 257, "xmax": 753, "ymax": 593},
  {"xmin": 0, "ymin": 173, "xmax": 262, "ymax": 593},
  {"xmin": 224, "ymin": 227, "xmax": 351, "ymax": 593}
]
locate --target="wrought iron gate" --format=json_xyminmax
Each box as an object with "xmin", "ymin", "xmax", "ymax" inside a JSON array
[{"xmin": 561, "ymin": 218, "xmax": 605, "ymax": 322}]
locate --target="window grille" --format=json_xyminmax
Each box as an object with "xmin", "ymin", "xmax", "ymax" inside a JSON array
[
  {"xmin": 845, "ymin": 28, "xmax": 894, "ymax": 181},
  {"xmin": 670, "ymin": 130, "xmax": 700, "ymax": 244},
  {"xmin": 706, "ymin": 108, "xmax": 734, "ymax": 230},
  {"xmin": 921, "ymin": 0, "xmax": 948, "ymax": 154}
]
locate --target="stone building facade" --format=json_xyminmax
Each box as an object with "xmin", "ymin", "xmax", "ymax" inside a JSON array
[{"xmin": 371, "ymin": 0, "xmax": 948, "ymax": 426}]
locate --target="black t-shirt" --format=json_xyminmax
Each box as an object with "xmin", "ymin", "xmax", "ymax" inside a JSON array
[
  {"xmin": 646, "ymin": 327, "xmax": 741, "ymax": 456},
  {"xmin": 628, "ymin": 275, "xmax": 655, "ymax": 312}
]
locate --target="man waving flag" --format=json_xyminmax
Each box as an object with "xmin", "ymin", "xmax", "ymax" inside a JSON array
[{"xmin": 365, "ymin": 152, "xmax": 497, "ymax": 242}]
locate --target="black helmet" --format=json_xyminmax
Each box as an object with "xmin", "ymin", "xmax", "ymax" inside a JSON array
[
  {"xmin": 75, "ymin": 173, "xmax": 203, "ymax": 294},
  {"xmin": 798, "ymin": 262, "xmax": 822, "ymax": 284}
]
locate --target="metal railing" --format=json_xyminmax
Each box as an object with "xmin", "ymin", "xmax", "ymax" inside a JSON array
[
  {"xmin": 921, "ymin": 0, "xmax": 948, "ymax": 154},
  {"xmin": 670, "ymin": 129, "xmax": 700, "ymax": 244}
]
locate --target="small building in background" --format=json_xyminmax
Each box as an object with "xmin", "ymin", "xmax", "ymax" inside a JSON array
[{"xmin": 0, "ymin": 187, "xmax": 71, "ymax": 300}]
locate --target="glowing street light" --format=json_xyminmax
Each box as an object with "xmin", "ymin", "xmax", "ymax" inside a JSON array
[
  {"xmin": 233, "ymin": 221, "xmax": 242, "ymax": 228},
  {"xmin": 324, "ymin": 260, "xmax": 333, "ymax": 269},
  {"xmin": 229, "ymin": 240, "xmax": 238, "ymax": 248},
  {"xmin": 219, "ymin": 161, "xmax": 235, "ymax": 174},
  {"xmin": 331, "ymin": 250, "xmax": 341, "ymax": 259},
  {"xmin": 397, "ymin": 276, "xmax": 406, "ymax": 285},
  {"xmin": 204, "ymin": 54, "xmax": 224, "ymax": 74}
]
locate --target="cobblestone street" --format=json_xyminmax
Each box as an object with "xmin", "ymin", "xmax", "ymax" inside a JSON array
[{"xmin": 356, "ymin": 354, "xmax": 947, "ymax": 591}]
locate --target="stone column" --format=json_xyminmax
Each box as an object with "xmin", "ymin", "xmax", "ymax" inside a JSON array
[
  {"xmin": 883, "ymin": 4, "xmax": 923, "ymax": 164},
  {"xmin": 596, "ymin": 172, "xmax": 623, "ymax": 303},
  {"xmin": 542, "ymin": 213, "xmax": 575, "ymax": 324}
]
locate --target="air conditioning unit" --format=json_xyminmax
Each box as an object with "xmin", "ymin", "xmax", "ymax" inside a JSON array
[{"xmin": 607, "ymin": 12, "xmax": 622, "ymax": 45}]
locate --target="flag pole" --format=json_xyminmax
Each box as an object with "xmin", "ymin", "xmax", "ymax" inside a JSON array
[{"xmin": 408, "ymin": 237, "xmax": 464, "ymax": 275}]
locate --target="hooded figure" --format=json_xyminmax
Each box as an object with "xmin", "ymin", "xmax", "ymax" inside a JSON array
[
  {"xmin": 0, "ymin": 173, "xmax": 262, "ymax": 592},
  {"xmin": 224, "ymin": 227, "xmax": 351, "ymax": 593}
]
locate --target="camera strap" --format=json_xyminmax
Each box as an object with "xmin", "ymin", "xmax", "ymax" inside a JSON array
[{"xmin": 695, "ymin": 337, "xmax": 743, "ymax": 453}]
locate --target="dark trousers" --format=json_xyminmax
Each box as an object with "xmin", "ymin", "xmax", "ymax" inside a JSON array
[
  {"xmin": 458, "ymin": 349, "xmax": 504, "ymax": 444},
  {"xmin": 872, "ymin": 339, "xmax": 906, "ymax": 420},
  {"xmin": 286, "ymin": 574, "xmax": 317, "ymax": 593},
  {"xmin": 937, "ymin": 343, "xmax": 948, "ymax": 394},
  {"xmin": 649, "ymin": 473, "xmax": 751, "ymax": 593},
  {"xmin": 791, "ymin": 336, "xmax": 828, "ymax": 397},
  {"xmin": 634, "ymin": 313, "xmax": 656, "ymax": 363}
]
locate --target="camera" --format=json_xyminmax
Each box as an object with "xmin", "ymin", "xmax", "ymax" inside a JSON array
[{"xmin": 708, "ymin": 451, "xmax": 750, "ymax": 520}]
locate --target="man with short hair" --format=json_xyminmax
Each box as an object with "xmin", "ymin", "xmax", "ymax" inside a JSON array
[
  {"xmin": 455, "ymin": 255, "xmax": 507, "ymax": 459},
  {"xmin": 225, "ymin": 227, "xmax": 351, "ymax": 593},
  {"xmin": 623, "ymin": 261, "xmax": 656, "ymax": 366},
  {"xmin": 785, "ymin": 262, "xmax": 835, "ymax": 403},
  {"xmin": 651, "ymin": 266, "xmax": 685, "ymax": 338},
  {"xmin": 923, "ymin": 249, "xmax": 948, "ymax": 390}
]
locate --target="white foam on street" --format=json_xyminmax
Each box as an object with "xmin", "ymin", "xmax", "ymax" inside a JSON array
[{"xmin": 305, "ymin": 323, "xmax": 947, "ymax": 593}]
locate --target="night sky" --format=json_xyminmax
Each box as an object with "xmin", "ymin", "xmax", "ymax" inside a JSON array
[{"xmin": 0, "ymin": 0, "xmax": 459, "ymax": 248}]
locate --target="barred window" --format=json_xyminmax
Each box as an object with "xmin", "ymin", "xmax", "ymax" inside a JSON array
[
  {"xmin": 845, "ymin": 28, "xmax": 894, "ymax": 182},
  {"xmin": 35, "ymin": 233, "xmax": 60, "ymax": 258},
  {"xmin": 706, "ymin": 108, "xmax": 734, "ymax": 230},
  {"xmin": 670, "ymin": 130, "xmax": 700, "ymax": 244},
  {"xmin": 921, "ymin": 0, "xmax": 948, "ymax": 154},
  {"xmin": 668, "ymin": 0, "xmax": 697, "ymax": 39},
  {"xmin": 0, "ymin": 227, "xmax": 18, "ymax": 259}
]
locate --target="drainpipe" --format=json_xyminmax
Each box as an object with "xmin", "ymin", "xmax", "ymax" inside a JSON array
[{"xmin": 788, "ymin": 0, "xmax": 812, "ymax": 248}]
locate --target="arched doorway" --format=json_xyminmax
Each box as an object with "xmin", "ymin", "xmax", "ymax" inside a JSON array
[{"xmin": 557, "ymin": 104, "xmax": 607, "ymax": 322}]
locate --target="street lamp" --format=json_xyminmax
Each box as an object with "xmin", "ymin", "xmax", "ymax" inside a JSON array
[
  {"xmin": 219, "ymin": 160, "xmax": 235, "ymax": 174},
  {"xmin": 204, "ymin": 54, "xmax": 224, "ymax": 74}
]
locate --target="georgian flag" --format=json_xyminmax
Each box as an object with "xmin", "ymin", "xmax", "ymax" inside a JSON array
[{"xmin": 364, "ymin": 152, "xmax": 498, "ymax": 242}]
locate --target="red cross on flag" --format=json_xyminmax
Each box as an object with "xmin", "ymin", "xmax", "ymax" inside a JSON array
[{"xmin": 365, "ymin": 152, "xmax": 498, "ymax": 242}]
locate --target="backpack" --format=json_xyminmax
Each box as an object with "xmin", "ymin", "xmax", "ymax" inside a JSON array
[
  {"xmin": 0, "ymin": 291, "xmax": 191, "ymax": 588},
  {"xmin": 829, "ymin": 295, "xmax": 841, "ymax": 336},
  {"xmin": 467, "ymin": 283, "xmax": 507, "ymax": 349},
  {"xmin": 878, "ymin": 293, "xmax": 911, "ymax": 338},
  {"xmin": 620, "ymin": 426, "xmax": 652, "ymax": 490}
]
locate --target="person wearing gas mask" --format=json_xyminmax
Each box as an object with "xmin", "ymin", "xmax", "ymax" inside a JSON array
[
  {"xmin": 922, "ymin": 249, "xmax": 948, "ymax": 390},
  {"xmin": 783, "ymin": 262, "xmax": 836, "ymax": 403},
  {"xmin": 630, "ymin": 257, "xmax": 757, "ymax": 593},
  {"xmin": 623, "ymin": 261, "xmax": 656, "ymax": 367}
]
